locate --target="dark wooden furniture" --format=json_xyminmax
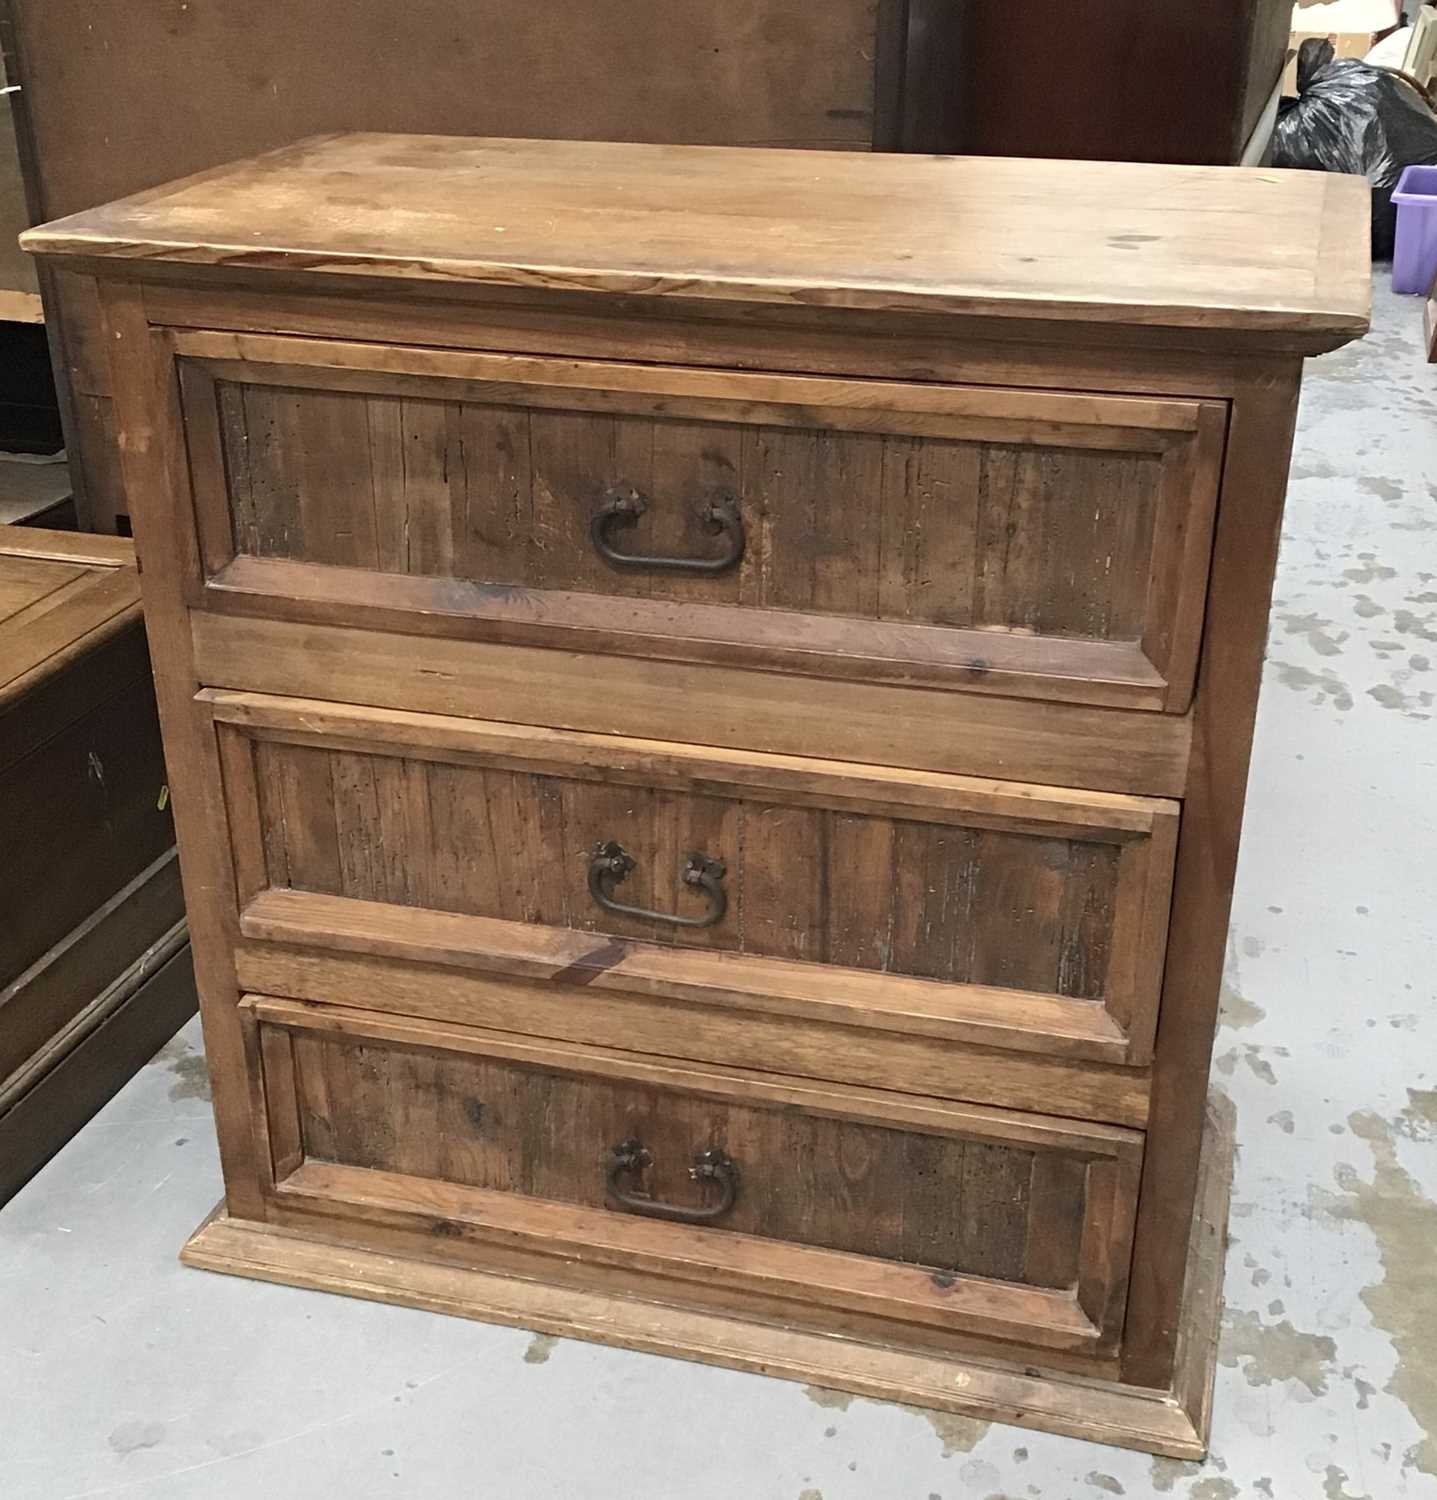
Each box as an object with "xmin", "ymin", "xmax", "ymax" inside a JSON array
[
  {"xmin": 0, "ymin": 529, "xmax": 194, "ymax": 1204},
  {"xmin": 957, "ymin": 0, "xmax": 1292, "ymax": 166},
  {"xmin": 23, "ymin": 134, "xmax": 1369, "ymax": 1455}
]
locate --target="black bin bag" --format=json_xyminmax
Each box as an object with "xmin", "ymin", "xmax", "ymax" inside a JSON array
[{"xmin": 1274, "ymin": 37, "xmax": 1437, "ymax": 258}]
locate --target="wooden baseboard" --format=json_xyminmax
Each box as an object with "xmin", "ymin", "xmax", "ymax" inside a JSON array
[
  {"xmin": 0, "ymin": 940, "xmax": 197, "ymax": 1205},
  {"xmin": 182, "ymin": 1093, "xmax": 1234, "ymax": 1458}
]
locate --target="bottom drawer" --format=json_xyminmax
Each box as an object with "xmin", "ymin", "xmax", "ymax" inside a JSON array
[{"xmin": 247, "ymin": 995, "xmax": 1143, "ymax": 1359}]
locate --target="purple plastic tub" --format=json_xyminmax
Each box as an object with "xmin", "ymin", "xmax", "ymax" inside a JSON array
[{"xmin": 1393, "ymin": 164, "xmax": 1437, "ymax": 294}]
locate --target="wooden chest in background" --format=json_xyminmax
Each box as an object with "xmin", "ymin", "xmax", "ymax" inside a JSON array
[
  {"xmin": 0, "ymin": 529, "xmax": 194, "ymax": 1203},
  {"xmin": 21, "ymin": 136, "xmax": 1370, "ymax": 1455}
]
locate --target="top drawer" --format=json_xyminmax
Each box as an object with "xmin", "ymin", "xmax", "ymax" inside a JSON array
[{"xmin": 176, "ymin": 332, "xmax": 1226, "ymax": 713}]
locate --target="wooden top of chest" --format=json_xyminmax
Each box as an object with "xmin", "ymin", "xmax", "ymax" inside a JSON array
[
  {"xmin": 22, "ymin": 132, "xmax": 1371, "ymax": 351},
  {"xmin": 0, "ymin": 530, "xmax": 141, "ymax": 709}
]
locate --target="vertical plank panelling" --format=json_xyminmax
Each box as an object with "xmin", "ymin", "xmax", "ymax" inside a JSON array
[
  {"xmin": 739, "ymin": 801, "xmax": 826, "ymax": 963},
  {"xmin": 958, "ymin": 1142, "xmax": 1033, "ymax": 1282},
  {"xmin": 357, "ymin": 397, "xmax": 408, "ymax": 573},
  {"xmin": 238, "ymin": 385, "xmax": 305, "ymax": 559},
  {"xmin": 1023, "ymin": 1154, "xmax": 1089, "ymax": 1289},
  {"xmin": 558, "ymin": 778, "xmax": 657, "ymax": 938},
  {"xmin": 425, "ymin": 761, "xmax": 504, "ymax": 917},
  {"xmin": 650, "ymin": 788, "xmax": 743, "ymax": 949},
  {"xmin": 744, "ymin": 426, "xmax": 817, "ymax": 611},
  {"xmin": 877, "ymin": 436, "xmax": 981, "ymax": 626},
  {"xmin": 264, "ymin": 741, "xmax": 343, "ymax": 893},
  {"xmin": 964, "ymin": 828, "xmax": 1067, "ymax": 997},
  {"xmin": 645, "ymin": 417, "xmax": 746, "ymax": 605},
  {"xmin": 454, "ymin": 403, "xmax": 534, "ymax": 586},
  {"xmin": 888, "ymin": 820, "xmax": 979, "ymax": 984},
  {"xmin": 400, "ymin": 398, "xmax": 459, "ymax": 577},
  {"xmin": 899, "ymin": 1130, "xmax": 969, "ymax": 1271},
  {"xmin": 291, "ymin": 1032, "xmax": 336, "ymax": 1163},
  {"xmin": 485, "ymin": 771, "xmax": 570, "ymax": 926},
  {"xmin": 293, "ymin": 390, "xmax": 380, "ymax": 569},
  {"xmin": 251, "ymin": 741, "xmax": 292, "ymax": 890},
  {"xmin": 823, "ymin": 813, "xmax": 896, "ymax": 970},
  {"xmin": 810, "ymin": 430, "xmax": 883, "ymax": 616},
  {"xmin": 529, "ymin": 410, "xmax": 653, "ymax": 598},
  {"xmin": 1056, "ymin": 844, "xmax": 1120, "ymax": 1004},
  {"xmin": 330, "ymin": 752, "xmax": 433, "ymax": 907},
  {"xmin": 216, "ymin": 383, "xmax": 257, "ymax": 554}
]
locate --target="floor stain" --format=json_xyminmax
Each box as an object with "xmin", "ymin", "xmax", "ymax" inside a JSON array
[
  {"xmin": 1148, "ymin": 1455, "xmax": 1199, "ymax": 1492},
  {"xmin": 1278, "ymin": 610, "xmax": 1349, "ymax": 657},
  {"xmin": 1267, "ymin": 1110, "xmax": 1295, "ymax": 1135},
  {"xmin": 1243, "ymin": 1053, "xmax": 1278, "ymax": 1086},
  {"xmin": 1188, "ymin": 1479, "xmax": 1240, "ymax": 1500},
  {"xmin": 167, "ymin": 1053, "xmax": 213, "ymax": 1103},
  {"xmin": 1220, "ymin": 982, "xmax": 1266, "ymax": 1030},
  {"xmin": 798, "ymin": 1489, "xmax": 822, "ymax": 1500},
  {"xmin": 1358, "ymin": 475, "xmax": 1405, "ymax": 503},
  {"xmin": 1397, "ymin": 1089, "xmax": 1437, "ymax": 1138},
  {"xmin": 108, "ymin": 1420, "xmax": 165, "ymax": 1455},
  {"xmin": 151, "ymin": 1035, "xmax": 189, "ymax": 1064},
  {"xmin": 522, "ymin": 1333, "xmax": 558, "ymax": 1365},
  {"xmin": 1322, "ymin": 1464, "xmax": 1372, "ymax": 1499},
  {"xmin": 902, "ymin": 1407, "xmax": 991, "ymax": 1457},
  {"xmin": 1392, "ymin": 609, "xmax": 1437, "ymax": 643},
  {"xmin": 1083, "ymin": 1472, "xmax": 1124, "ymax": 1494},
  {"xmin": 1366, "ymin": 681, "xmax": 1433, "ymax": 719},
  {"xmin": 1270, "ymin": 661, "xmax": 1354, "ymax": 711},
  {"xmin": 1310, "ymin": 1110, "xmax": 1437, "ymax": 1476},
  {"xmin": 802, "ymin": 1386, "xmax": 853, "ymax": 1412},
  {"xmin": 1342, "ymin": 556, "xmax": 1398, "ymax": 584},
  {"xmin": 1219, "ymin": 1307, "xmax": 1338, "ymax": 1396}
]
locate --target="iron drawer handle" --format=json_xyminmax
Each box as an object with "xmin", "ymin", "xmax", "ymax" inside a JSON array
[
  {"xmin": 606, "ymin": 1138, "xmax": 740, "ymax": 1224},
  {"xmin": 590, "ymin": 485, "xmax": 745, "ymax": 573},
  {"xmin": 587, "ymin": 840, "xmax": 728, "ymax": 929}
]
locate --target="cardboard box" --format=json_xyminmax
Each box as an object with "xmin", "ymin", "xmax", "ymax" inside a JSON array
[{"xmin": 1285, "ymin": 0, "xmax": 1402, "ymax": 91}]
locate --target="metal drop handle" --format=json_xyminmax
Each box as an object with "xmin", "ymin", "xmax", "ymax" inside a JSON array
[
  {"xmin": 587, "ymin": 840, "xmax": 728, "ymax": 929},
  {"xmin": 590, "ymin": 485, "xmax": 745, "ymax": 574},
  {"xmin": 606, "ymin": 1138, "xmax": 740, "ymax": 1225}
]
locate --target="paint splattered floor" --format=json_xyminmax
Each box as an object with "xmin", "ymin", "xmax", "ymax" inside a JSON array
[{"xmin": 2, "ymin": 284, "xmax": 1434, "ymax": 1500}]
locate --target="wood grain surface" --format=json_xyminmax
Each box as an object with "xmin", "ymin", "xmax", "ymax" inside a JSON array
[{"xmin": 21, "ymin": 134, "xmax": 1372, "ymax": 343}]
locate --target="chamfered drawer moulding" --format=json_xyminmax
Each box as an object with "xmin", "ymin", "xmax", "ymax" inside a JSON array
[{"xmin": 21, "ymin": 132, "xmax": 1371, "ymax": 1458}]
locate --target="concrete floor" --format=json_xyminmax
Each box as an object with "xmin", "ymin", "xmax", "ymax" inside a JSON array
[{"xmin": 2, "ymin": 284, "xmax": 1435, "ymax": 1500}]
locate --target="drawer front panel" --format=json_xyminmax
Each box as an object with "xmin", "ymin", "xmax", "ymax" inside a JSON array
[
  {"xmin": 178, "ymin": 333, "xmax": 1226, "ymax": 711},
  {"xmin": 212, "ymin": 691, "xmax": 1178, "ymax": 1065},
  {"xmin": 250, "ymin": 995, "xmax": 1144, "ymax": 1353}
]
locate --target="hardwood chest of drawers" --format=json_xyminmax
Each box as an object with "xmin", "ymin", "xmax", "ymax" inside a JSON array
[{"xmin": 22, "ymin": 135, "xmax": 1370, "ymax": 1456}]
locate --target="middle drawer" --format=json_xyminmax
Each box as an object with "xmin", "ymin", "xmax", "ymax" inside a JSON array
[{"xmin": 210, "ymin": 691, "xmax": 1177, "ymax": 1088}]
